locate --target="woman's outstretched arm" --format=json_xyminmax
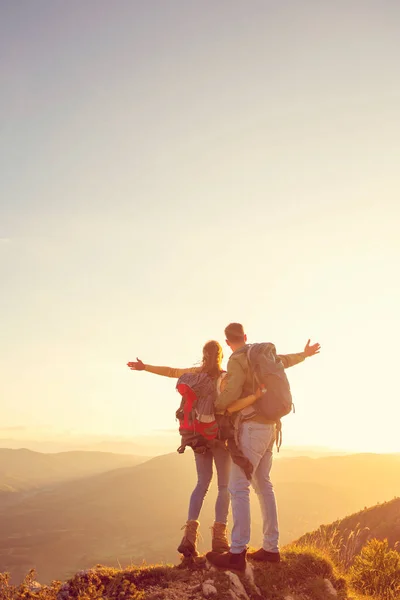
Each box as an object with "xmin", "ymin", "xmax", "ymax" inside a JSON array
[{"xmin": 127, "ymin": 358, "xmax": 201, "ymax": 378}]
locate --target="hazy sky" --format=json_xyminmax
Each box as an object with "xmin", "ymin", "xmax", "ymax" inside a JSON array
[{"xmin": 1, "ymin": 1, "xmax": 400, "ymax": 452}]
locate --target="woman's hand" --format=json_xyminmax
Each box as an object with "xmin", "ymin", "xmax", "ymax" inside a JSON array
[
  {"xmin": 127, "ymin": 358, "xmax": 145, "ymax": 371},
  {"xmin": 226, "ymin": 387, "xmax": 263, "ymax": 414}
]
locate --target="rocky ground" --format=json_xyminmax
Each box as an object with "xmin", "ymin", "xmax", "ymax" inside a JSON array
[{"xmin": 0, "ymin": 547, "xmax": 355, "ymax": 600}]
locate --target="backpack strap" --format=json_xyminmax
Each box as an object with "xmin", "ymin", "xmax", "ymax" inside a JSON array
[
  {"xmin": 247, "ymin": 344, "xmax": 269, "ymax": 394},
  {"xmin": 275, "ymin": 419, "xmax": 283, "ymax": 452},
  {"xmin": 239, "ymin": 345, "xmax": 258, "ymax": 420},
  {"xmin": 246, "ymin": 344, "xmax": 256, "ymax": 391}
]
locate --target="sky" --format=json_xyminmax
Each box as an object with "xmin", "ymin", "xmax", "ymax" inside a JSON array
[{"xmin": 1, "ymin": 1, "xmax": 400, "ymax": 453}]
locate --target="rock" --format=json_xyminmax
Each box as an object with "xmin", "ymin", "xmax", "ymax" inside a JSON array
[
  {"xmin": 202, "ymin": 580, "xmax": 218, "ymax": 597},
  {"xmin": 225, "ymin": 571, "xmax": 249, "ymax": 600},
  {"xmin": 244, "ymin": 563, "xmax": 261, "ymax": 596},
  {"xmin": 28, "ymin": 581, "xmax": 42, "ymax": 592},
  {"xmin": 324, "ymin": 579, "xmax": 338, "ymax": 597}
]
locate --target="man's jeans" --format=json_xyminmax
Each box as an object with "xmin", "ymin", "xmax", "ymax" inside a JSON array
[{"xmin": 229, "ymin": 421, "xmax": 279, "ymax": 554}]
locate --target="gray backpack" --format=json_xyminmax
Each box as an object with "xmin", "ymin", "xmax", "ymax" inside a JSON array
[{"xmin": 241, "ymin": 343, "xmax": 293, "ymax": 421}]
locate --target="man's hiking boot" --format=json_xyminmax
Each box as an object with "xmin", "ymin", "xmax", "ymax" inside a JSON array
[
  {"xmin": 211, "ymin": 522, "xmax": 230, "ymax": 553},
  {"xmin": 206, "ymin": 549, "xmax": 247, "ymax": 572},
  {"xmin": 247, "ymin": 548, "xmax": 281, "ymax": 563},
  {"xmin": 177, "ymin": 520, "xmax": 199, "ymax": 557}
]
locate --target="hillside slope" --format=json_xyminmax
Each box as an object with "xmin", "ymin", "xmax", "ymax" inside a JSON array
[
  {"xmin": 293, "ymin": 497, "xmax": 400, "ymax": 599},
  {"xmin": 0, "ymin": 451, "xmax": 399, "ymax": 583},
  {"xmin": 295, "ymin": 496, "xmax": 400, "ymax": 562}
]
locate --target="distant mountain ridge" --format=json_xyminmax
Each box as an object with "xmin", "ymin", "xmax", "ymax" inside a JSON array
[
  {"xmin": 0, "ymin": 448, "xmax": 147, "ymax": 492},
  {"xmin": 0, "ymin": 435, "xmax": 358, "ymax": 457}
]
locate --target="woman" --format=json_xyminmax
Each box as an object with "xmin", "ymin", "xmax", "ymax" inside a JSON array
[{"xmin": 127, "ymin": 340, "xmax": 260, "ymax": 558}]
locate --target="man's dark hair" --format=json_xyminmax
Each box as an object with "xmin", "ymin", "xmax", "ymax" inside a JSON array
[{"xmin": 225, "ymin": 322, "xmax": 245, "ymax": 343}]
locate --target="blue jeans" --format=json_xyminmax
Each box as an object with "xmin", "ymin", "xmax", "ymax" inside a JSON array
[
  {"xmin": 229, "ymin": 421, "xmax": 278, "ymax": 554},
  {"xmin": 188, "ymin": 444, "xmax": 231, "ymax": 523}
]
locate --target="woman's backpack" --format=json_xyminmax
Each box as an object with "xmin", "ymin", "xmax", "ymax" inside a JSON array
[
  {"xmin": 176, "ymin": 371, "xmax": 255, "ymax": 478},
  {"xmin": 175, "ymin": 372, "xmax": 219, "ymax": 454}
]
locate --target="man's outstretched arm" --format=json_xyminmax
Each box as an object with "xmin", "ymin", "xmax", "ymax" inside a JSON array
[{"xmin": 278, "ymin": 339, "xmax": 320, "ymax": 368}]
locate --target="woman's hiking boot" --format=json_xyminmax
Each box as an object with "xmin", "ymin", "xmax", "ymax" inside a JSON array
[
  {"xmin": 211, "ymin": 522, "xmax": 230, "ymax": 553},
  {"xmin": 177, "ymin": 520, "xmax": 199, "ymax": 557}
]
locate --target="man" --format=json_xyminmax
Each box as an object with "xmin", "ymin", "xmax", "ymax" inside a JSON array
[{"xmin": 206, "ymin": 323, "xmax": 320, "ymax": 571}]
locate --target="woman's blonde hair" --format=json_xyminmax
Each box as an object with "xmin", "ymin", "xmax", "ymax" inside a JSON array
[{"xmin": 201, "ymin": 340, "xmax": 223, "ymax": 379}]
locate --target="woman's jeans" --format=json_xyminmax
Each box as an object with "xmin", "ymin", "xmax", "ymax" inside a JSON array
[{"xmin": 188, "ymin": 444, "xmax": 231, "ymax": 524}]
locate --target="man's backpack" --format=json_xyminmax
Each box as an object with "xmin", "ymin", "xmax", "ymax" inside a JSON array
[
  {"xmin": 175, "ymin": 372, "xmax": 219, "ymax": 454},
  {"xmin": 241, "ymin": 343, "xmax": 293, "ymax": 422}
]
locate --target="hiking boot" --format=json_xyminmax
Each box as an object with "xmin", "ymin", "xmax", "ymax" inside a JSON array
[
  {"xmin": 211, "ymin": 522, "xmax": 230, "ymax": 553},
  {"xmin": 247, "ymin": 548, "xmax": 281, "ymax": 563},
  {"xmin": 206, "ymin": 549, "xmax": 247, "ymax": 571},
  {"xmin": 177, "ymin": 520, "xmax": 199, "ymax": 557}
]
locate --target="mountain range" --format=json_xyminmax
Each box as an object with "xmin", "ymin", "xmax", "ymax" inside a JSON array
[{"xmin": 0, "ymin": 450, "xmax": 399, "ymax": 583}]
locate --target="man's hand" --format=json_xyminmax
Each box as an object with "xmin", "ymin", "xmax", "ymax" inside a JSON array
[
  {"xmin": 127, "ymin": 358, "xmax": 146, "ymax": 371},
  {"xmin": 304, "ymin": 340, "xmax": 321, "ymax": 358}
]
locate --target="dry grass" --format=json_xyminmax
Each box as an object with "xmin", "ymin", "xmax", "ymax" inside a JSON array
[
  {"xmin": 293, "ymin": 529, "xmax": 400, "ymax": 600},
  {"xmin": 293, "ymin": 522, "xmax": 370, "ymax": 570},
  {"xmin": 349, "ymin": 539, "xmax": 400, "ymax": 600},
  {"xmin": 258, "ymin": 545, "xmax": 348, "ymax": 600},
  {"xmin": 0, "ymin": 570, "xmax": 60, "ymax": 600}
]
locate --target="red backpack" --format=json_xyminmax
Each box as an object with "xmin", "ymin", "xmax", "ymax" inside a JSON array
[{"xmin": 175, "ymin": 372, "xmax": 219, "ymax": 454}]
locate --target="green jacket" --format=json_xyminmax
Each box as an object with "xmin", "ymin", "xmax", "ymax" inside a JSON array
[{"xmin": 215, "ymin": 345, "xmax": 306, "ymax": 413}]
